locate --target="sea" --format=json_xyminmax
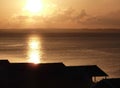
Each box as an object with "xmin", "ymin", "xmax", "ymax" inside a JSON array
[{"xmin": 0, "ymin": 29, "xmax": 120, "ymax": 78}]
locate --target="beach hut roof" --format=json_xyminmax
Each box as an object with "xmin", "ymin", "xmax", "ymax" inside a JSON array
[{"xmin": 66, "ymin": 65, "xmax": 108, "ymax": 76}]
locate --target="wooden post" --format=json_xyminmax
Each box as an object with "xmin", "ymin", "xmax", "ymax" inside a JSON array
[
  {"xmin": 105, "ymin": 76, "xmax": 107, "ymax": 79},
  {"xmin": 93, "ymin": 76, "xmax": 96, "ymax": 82}
]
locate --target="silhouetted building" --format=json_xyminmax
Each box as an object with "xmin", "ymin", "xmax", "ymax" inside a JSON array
[
  {"xmin": 0, "ymin": 60, "xmax": 108, "ymax": 88},
  {"xmin": 66, "ymin": 65, "xmax": 108, "ymax": 88},
  {"xmin": 92, "ymin": 78, "xmax": 120, "ymax": 88}
]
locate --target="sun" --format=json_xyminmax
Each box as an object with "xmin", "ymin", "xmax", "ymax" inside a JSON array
[
  {"xmin": 22, "ymin": 0, "xmax": 58, "ymax": 17},
  {"xmin": 24, "ymin": 0, "xmax": 43, "ymax": 15}
]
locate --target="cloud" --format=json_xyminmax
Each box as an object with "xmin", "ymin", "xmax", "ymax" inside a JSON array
[
  {"xmin": 71, "ymin": 9, "xmax": 88, "ymax": 23},
  {"xmin": 82, "ymin": 10, "xmax": 120, "ymax": 28},
  {"xmin": 2, "ymin": 8, "xmax": 120, "ymax": 29}
]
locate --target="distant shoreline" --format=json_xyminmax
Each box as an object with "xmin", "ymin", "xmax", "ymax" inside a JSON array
[{"xmin": 0, "ymin": 28, "xmax": 120, "ymax": 34}]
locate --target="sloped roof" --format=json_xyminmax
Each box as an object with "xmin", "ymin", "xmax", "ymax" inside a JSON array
[{"xmin": 66, "ymin": 65, "xmax": 108, "ymax": 76}]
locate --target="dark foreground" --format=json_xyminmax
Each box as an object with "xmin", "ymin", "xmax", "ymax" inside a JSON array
[
  {"xmin": 0, "ymin": 60, "xmax": 120, "ymax": 88},
  {"xmin": 0, "ymin": 60, "xmax": 108, "ymax": 88}
]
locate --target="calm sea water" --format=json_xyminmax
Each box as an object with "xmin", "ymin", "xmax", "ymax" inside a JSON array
[{"xmin": 0, "ymin": 30, "xmax": 120, "ymax": 78}]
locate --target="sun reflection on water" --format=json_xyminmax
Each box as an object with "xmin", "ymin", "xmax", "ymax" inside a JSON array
[{"xmin": 28, "ymin": 34, "xmax": 42, "ymax": 64}]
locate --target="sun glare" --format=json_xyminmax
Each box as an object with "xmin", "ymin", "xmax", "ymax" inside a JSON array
[
  {"xmin": 22, "ymin": 0, "xmax": 57, "ymax": 17},
  {"xmin": 24, "ymin": 0, "xmax": 43, "ymax": 15},
  {"xmin": 28, "ymin": 35, "xmax": 42, "ymax": 64}
]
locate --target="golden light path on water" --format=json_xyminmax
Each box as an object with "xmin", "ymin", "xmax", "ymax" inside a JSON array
[{"xmin": 28, "ymin": 34, "xmax": 42, "ymax": 64}]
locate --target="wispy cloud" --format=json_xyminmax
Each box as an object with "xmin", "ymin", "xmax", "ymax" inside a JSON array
[
  {"xmin": 82, "ymin": 10, "xmax": 120, "ymax": 28},
  {"xmin": 2, "ymin": 8, "xmax": 120, "ymax": 28}
]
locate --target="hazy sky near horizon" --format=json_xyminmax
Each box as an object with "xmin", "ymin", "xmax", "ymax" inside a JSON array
[{"xmin": 0, "ymin": 0, "xmax": 120, "ymax": 29}]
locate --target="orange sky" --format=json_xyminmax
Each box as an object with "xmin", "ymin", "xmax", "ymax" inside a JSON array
[{"xmin": 0, "ymin": 0, "xmax": 120, "ymax": 29}]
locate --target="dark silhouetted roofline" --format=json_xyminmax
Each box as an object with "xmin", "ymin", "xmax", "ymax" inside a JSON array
[
  {"xmin": 66, "ymin": 65, "xmax": 108, "ymax": 76},
  {"xmin": 0, "ymin": 60, "xmax": 108, "ymax": 77}
]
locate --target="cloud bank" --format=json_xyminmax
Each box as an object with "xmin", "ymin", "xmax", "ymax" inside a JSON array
[
  {"xmin": 83, "ymin": 10, "xmax": 120, "ymax": 28},
  {"xmin": 1, "ymin": 8, "xmax": 120, "ymax": 29}
]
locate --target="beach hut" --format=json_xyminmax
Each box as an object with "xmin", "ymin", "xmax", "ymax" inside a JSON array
[{"xmin": 65, "ymin": 65, "xmax": 108, "ymax": 88}]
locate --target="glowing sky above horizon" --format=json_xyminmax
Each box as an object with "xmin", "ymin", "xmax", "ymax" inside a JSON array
[{"xmin": 0, "ymin": 0, "xmax": 120, "ymax": 29}]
